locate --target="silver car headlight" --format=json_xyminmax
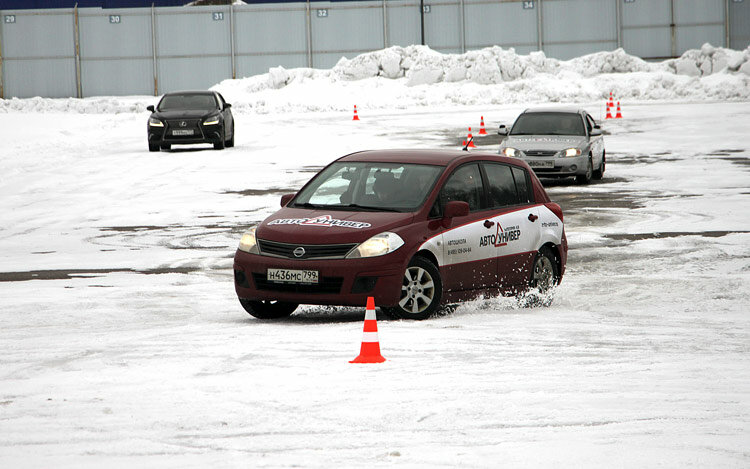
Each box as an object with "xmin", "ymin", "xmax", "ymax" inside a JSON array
[
  {"xmin": 502, "ymin": 147, "xmax": 521, "ymax": 158},
  {"xmin": 238, "ymin": 227, "xmax": 259, "ymax": 254},
  {"xmin": 346, "ymin": 232, "xmax": 404, "ymax": 259},
  {"xmin": 562, "ymin": 148, "xmax": 582, "ymax": 157},
  {"xmin": 148, "ymin": 117, "xmax": 164, "ymax": 127}
]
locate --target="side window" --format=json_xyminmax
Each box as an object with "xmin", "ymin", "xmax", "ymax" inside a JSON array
[
  {"xmin": 439, "ymin": 164, "xmax": 483, "ymax": 212},
  {"xmin": 585, "ymin": 115, "xmax": 595, "ymax": 134},
  {"xmin": 483, "ymin": 163, "xmax": 519, "ymax": 208},
  {"xmin": 511, "ymin": 166, "xmax": 533, "ymax": 204},
  {"xmin": 216, "ymin": 92, "xmax": 226, "ymax": 108}
]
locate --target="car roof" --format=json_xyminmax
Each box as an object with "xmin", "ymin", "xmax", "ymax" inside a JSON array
[
  {"xmin": 337, "ymin": 149, "xmax": 522, "ymax": 167},
  {"xmin": 523, "ymin": 107, "xmax": 584, "ymax": 115},
  {"xmin": 162, "ymin": 90, "xmax": 216, "ymax": 96}
]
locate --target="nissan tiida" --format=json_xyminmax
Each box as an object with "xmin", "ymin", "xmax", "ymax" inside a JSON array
[{"xmin": 233, "ymin": 149, "xmax": 567, "ymax": 320}]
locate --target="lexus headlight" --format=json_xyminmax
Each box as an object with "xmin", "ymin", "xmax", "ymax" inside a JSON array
[
  {"xmin": 148, "ymin": 117, "xmax": 164, "ymax": 127},
  {"xmin": 346, "ymin": 232, "xmax": 404, "ymax": 259},
  {"xmin": 502, "ymin": 147, "xmax": 521, "ymax": 158},
  {"xmin": 238, "ymin": 227, "xmax": 259, "ymax": 254},
  {"xmin": 203, "ymin": 115, "xmax": 220, "ymax": 125},
  {"xmin": 562, "ymin": 148, "xmax": 581, "ymax": 157}
]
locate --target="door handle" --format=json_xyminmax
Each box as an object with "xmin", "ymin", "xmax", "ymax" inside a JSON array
[
  {"xmin": 528, "ymin": 213, "xmax": 538, "ymax": 222},
  {"xmin": 484, "ymin": 220, "xmax": 494, "ymax": 228}
]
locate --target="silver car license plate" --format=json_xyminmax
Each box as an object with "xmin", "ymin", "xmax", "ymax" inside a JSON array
[
  {"xmin": 267, "ymin": 268, "xmax": 319, "ymax": 284},
  {"xmin": 172, "ymin": 129, "xmax": 194, "ymax": 136},
  {"xmin": 528, "ymin": 160, "xmax": 554, "ymax": 168}
]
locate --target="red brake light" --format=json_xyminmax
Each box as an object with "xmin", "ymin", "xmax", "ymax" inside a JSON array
[{"xmin": 545, "ymin": 202, "xmax": 564, "ymax": 223}]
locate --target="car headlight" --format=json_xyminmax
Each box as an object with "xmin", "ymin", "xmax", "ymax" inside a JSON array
[
  {"xmin": 346, "ymin": 232, "xmax": 404, "ymax": 259},
  {"xmin": 148, "ymin": 117, "xmax": 164, "ymax": 127},
  {"xmin": 562, "ymin": 148, "xmax": 581, "ymax": 157},
  {"xmin": 238, "ymin": 227, "xmax": 259, "ymax": 254},
  {"xmin": 502, "ymin": 147, "xmax": 521, "ymax": 158},
  {"xmin": 203, "ymin": 115, "xmax": 221, "ymax": 126}
]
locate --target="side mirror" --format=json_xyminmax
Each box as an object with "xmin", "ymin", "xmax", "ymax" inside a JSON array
[
  {"xmin": 443, "ymin": 200, "xmax": 470, "ymax": 222},
  {"xmin": 280, "ymin": 193, "xmax": 295, "ymax": 207},
  {"xmin": 498, "ymin": 125, "xmax": 508, "ymax": 135},
  {"xmin": 590, "ymin": 125, "xmax": 602, "ymax": 136},
  {"xmin": 146, "ymin": 105, "xmax": 155, "ymax": 112},
  {"xmin": 224, "ymin": 103, "xmax": 232, "ymax": 109}
]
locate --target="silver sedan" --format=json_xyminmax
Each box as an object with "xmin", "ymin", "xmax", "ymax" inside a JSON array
[{"xmin": 498, "ymin": 108, "xmax": 605, "ymax": 184}]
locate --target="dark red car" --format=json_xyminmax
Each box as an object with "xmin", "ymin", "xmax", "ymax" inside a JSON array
[{"xmin": 233, "ymin": 149, "xmax": 567, "ymax": 319}]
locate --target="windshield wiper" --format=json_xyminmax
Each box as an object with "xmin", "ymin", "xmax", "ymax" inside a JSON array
[
  {"xmin": 332, "ymin": 203, "xmax": 402, "ymax": 212},
  {"xmin": 293, "ymin": 202, "xmax": 327, "ymax": 209}
]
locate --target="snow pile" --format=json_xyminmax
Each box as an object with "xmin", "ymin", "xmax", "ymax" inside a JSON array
[{"xmin": 2, "ymin": 43, "xmax": 749, "ymax": 114}]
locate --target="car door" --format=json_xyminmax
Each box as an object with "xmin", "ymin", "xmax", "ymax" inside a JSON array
[
  {"xmin": 481, "ymin": 163, "xmax": 541, "ymax": 289},
  {"xmin": 436, "ymin": 163, "xmax": 498, "ymax": 292}
]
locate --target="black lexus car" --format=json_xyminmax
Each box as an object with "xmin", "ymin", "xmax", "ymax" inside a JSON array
[{"xmin": 147, "ymin": 90, "xmax": 235, "ymax": 151}]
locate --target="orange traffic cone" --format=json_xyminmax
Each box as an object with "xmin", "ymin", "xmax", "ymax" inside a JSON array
[
  {"xmin": 350, "ymin": 297, "xmax": 386, "ymax": 364},
  {"xmin": 615, "ymin": 101, "xmax": 622, "ymax": 119},
  {"xmin": 605, "ymin": 106, "xmax": 613, "ymax": 119},
  {"xmin": 352, "ymin": 105, "xmax": 360, "ymax": 121},
  {"xmin": 478, "ymin": 116, "xmax": 487, "ymax": 135},
  {"xmin": 466, "ymin": 127, "xmax": 476, "ymax": 148}
]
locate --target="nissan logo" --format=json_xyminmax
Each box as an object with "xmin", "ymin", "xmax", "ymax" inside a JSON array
[
  {"xmin": 180, "ymin": 121, "xmax": 187, "ymax": 127},
  {"xmin": 293, "ymin": 247, "xmax": 305, "ymax": 258}
]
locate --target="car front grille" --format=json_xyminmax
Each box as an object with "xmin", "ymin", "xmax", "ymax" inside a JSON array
[
  {"xmin": 252, "ymin": 273, "xmax": 343, "ymax": 294},
  {"xmin": 525, "ymin": 150, "xmax": 557, "ymax": 157},
  {"xmin": 165, "ymin": 119, "xmax": 203, "ymax": 139},
  {"xmin": 258, "ymin": 239, "xmax": 357, "ymax": 260}
]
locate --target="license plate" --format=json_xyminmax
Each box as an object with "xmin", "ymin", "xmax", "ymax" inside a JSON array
[
  {"xmin": 172, "ymin": 129, "xmax": 194, "ymax": 136},
  {"xmin": 267, "ymin": 268, "xmax": 319, "ymax": 284},
  {"xmin": 528, "ymin": 160, "xmax": 554, "ymax": 168}
]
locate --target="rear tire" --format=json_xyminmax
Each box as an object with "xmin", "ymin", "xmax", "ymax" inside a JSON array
[
  {"xmin": 239, "ymin": 299, "xmax": 298, "ymax": 319},
  {"xmin": 388, "ymin": 256, "xmax": 443, "ymax": 320},
  {"xmin": 520, "ymin": 246, "xmax": 560, "ymax": 307},
  {"xmin": 592, "ymin": 152, "xmax": 605, "ymax": 180},
  {"xmin": 148, "ymin": 143, "xmax": 159, "ymax": 152}
]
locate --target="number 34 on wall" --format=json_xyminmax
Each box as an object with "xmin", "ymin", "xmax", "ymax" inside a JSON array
[{"xmin": 522, "ymin": 1, "xmax": 534, "ymax": 9}]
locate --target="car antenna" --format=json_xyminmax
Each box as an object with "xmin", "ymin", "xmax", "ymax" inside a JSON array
[{"xmin": 462, "ymin": 136, "xmax": 473, "ymax": 152}]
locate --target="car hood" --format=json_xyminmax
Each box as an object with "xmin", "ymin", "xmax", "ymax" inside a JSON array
[
  {"xmin": 503, "ymin": 135, "xmax": 588, "ymax": 151},
  {"xmin": 152, "ymin": 109, "xmax": 219, "ymax": 120},
  {"xmin": 257, "ymin": 207, "xmax": 415, "ymax": 245}
]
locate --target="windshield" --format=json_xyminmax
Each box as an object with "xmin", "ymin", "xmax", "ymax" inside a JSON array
[
  {"xmin": 157, "ymin": 94, "xmax": 219, "ymax": 111},
  {"xmin": 292, "ymin": 162, "xmax": 443, "ymax": 212},
  {"xmin": 510, "ymin": 112, "xmax": 585, "ymax": 136}
]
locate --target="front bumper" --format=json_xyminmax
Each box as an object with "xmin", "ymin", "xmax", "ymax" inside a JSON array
[
  {"xmin": 148, "ymin": 124, "xmax": 223, "ymax": 146},
  {"xmin": 521, "ymin": 155, "xmax": 588, "ymax": 177},
  {"xmin": 233, "ymin": 249, "xmax": 406, "ymax": 307}
]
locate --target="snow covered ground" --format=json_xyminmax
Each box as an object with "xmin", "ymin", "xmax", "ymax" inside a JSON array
[{"xmin": 1, "ymin": 46, "xmax": 749, "ymax": 467}]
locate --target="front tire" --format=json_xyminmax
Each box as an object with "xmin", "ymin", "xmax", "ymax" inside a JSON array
[
  {"xmin": 575, "ymin": 156, "xmax": 593, "ymax": 184},
  {"xmin": 148, "ymin": 143, "xmax": 159, "ymax": 152},
  {"xmin": 214, "ymin": 126, "xmax": 226, "ymax": 150},
  {"xmin": 388, "ymin": 256, "xmax": 443, "ymax": 320},
  {"xmin": 225, "ymin": 123, "xmax": 234, "ymax": 148},
  {"xmin": 239, "ymin": 299, "xmax": 298, "ymax": 319},
  {"xmin": 592, "ymin": 152, "xmax": 605, "ymax": 180}
]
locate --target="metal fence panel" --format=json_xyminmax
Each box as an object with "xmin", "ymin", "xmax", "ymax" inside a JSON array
[
  {"xmin": 424, "ymin": 0, "xmax": 461, "ymax": 52},
  {"xmin": 311, "ymin": 1, "xmax": 385, "ymax": 66},
  {"xmin": 542, "ymin": 0, "xmax": 617, "ymax": 60},
  {"xmin": 1, "ymin": 8, "xmax": 77, "ymax": 97},
  {"xmin": 385, "ymin": 1, "xmax": 421, "ymax": 47},
  {"xmin": 621, "ymin": 0, "xmax": 672, "ymax": 58},
  {"xmin": 729, "ymin": 0, "xmax": 750, "ymax": 50},
  {"xmin": 234, "ymin": 4, "xmax": 308, "ymax": 77},
  {"xmin": 674, "ymin": 0, "xmax": 724, "ymax": 54},
  {"xmin": 78, "ymin": 7, "xmax": 152, "ymax": 96},
  {"xmin": 464, "ymin": 1, "xmax": 538, "ymax": 52}
]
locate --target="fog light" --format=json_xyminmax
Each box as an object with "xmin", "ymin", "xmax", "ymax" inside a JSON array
[{"xmin": 570, "ymin": 165, "xmax": 577, "ymax": 172}]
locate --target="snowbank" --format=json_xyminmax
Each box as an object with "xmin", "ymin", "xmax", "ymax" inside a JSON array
[{"xmin": 2, "ymin": 43, "xmax": 749, "ymax": 114}]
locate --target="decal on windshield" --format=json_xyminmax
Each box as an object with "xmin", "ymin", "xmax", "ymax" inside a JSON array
[{"xmin": 268, "ymin": 215, "xmax": 371, "ymax": 229}]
